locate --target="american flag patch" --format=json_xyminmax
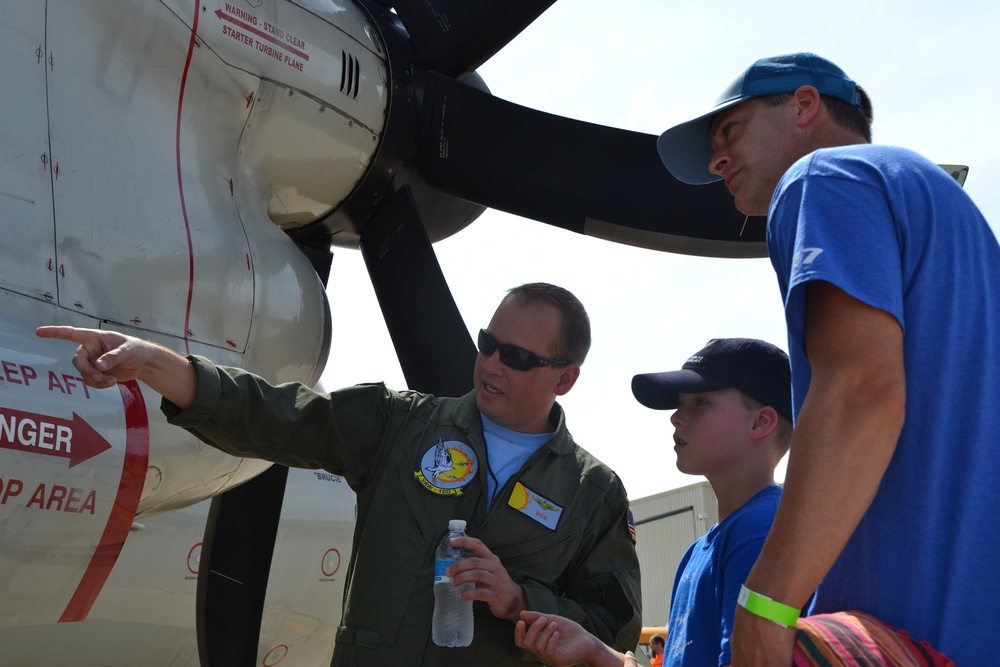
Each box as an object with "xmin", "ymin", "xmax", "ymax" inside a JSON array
[{"xmin": 626, "ymin": 509, "xmax": 637, "ymax": 544}]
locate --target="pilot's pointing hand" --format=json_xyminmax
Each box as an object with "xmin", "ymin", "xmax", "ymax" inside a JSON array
[{"xmin": 36, "ymin": 325, "xmax": 152, "ymax": 389}]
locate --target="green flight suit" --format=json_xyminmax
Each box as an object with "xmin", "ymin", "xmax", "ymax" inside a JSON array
[{"xmin": 164, "ymin": 356, "xmax": 641, "ymax": 666}]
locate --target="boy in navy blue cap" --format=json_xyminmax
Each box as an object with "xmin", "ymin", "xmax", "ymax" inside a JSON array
[
  {"xmin": 632, "ymin": 338, "xmax": 793, "ymax": 667},
  {"xmin": 515, "ymin": 338, "xmax": 793, "ymax": 667},
  {"xmin": 655, "ymin": 53, "xmax": 990, "ymax": 665}
]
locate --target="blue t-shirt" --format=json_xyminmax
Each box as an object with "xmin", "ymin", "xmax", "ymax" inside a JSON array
[
  {"xmin": 480, "ymin": 414, "xmax": 551, "ymax": 508},
  {"xmin": 665, "ymin": 486, "xmax": 781, "ymax": 667},
  {"xmin": 768, "ymin": 144, "xmax": 1000, "ymax": 665}
]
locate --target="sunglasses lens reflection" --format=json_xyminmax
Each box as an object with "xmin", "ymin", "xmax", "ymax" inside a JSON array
[
  {"xmin": 477, "ymin": 329, "xmax": 496, "ymax": 355},
  {"xmin": 504, "ymin": 347, "xmax": 533, "ymax": 369},
  {"xmin": 478, "ymin": 329, "xmax": 536, "ymax": 371}
]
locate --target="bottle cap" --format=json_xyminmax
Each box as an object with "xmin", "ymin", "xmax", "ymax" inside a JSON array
[{"xmin": 448, "ymin": 519, "xmax": 466, "ymax": 530}]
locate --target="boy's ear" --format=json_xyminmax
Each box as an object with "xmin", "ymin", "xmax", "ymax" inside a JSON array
[{"xmin": 750, "ymin": 405, "xmax": 780, "ymax": 440}]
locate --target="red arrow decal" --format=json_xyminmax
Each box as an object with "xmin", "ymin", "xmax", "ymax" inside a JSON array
[{"xmin": 0, "ymin": 406, "xmax": 112, "ymax": 468}]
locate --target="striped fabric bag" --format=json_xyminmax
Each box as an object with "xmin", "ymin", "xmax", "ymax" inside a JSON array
[{"xmin": 793, "ymin": 612, "xmax": 955, "ymax": 666}]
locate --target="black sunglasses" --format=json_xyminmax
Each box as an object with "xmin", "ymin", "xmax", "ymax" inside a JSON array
[{"xmin": 477, "ymin": 329, "xmax": 574, "ymax": 371}]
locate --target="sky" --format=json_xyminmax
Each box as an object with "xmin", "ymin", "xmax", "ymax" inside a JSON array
[{"xmin": 321, "ymin": 0, "xmax": 1000, "ymax": 501}]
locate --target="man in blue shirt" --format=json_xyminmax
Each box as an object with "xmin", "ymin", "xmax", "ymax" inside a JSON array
[{"xmin": 655, "ymin": 53, "xmax": 997, "ymax": 665}]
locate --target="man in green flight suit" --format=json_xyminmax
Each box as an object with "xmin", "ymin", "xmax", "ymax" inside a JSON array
[{"xmin": 38, "ymin": 282, "xmax": 642, "ymax": 665}]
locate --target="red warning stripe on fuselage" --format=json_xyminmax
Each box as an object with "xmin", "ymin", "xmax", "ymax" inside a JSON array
[{"xmin": 58, "ymin": 380, "xmax": 149, "ymax": 622}]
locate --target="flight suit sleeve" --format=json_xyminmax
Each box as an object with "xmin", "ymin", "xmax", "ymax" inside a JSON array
[
  {"xmin": 161, "ymin": 355, "xmax": 403, "ymax": 488},
  {"xmin": 520, "ymin": 494, "xmax": 642, "ymax": 654}
]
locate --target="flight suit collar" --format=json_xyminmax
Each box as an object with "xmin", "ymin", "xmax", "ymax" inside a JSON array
[{"xmin": 449, "ymin": 391, "xmax": 575, "ymax": 456}]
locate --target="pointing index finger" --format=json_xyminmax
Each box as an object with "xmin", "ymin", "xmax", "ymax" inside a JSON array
[{"xmin": 35, "ymin": 325, "xmax": 91, "ymax": 344}]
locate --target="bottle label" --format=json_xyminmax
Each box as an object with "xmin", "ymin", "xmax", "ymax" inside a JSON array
[{"xmin": 434, "ymin": 559, "xmax": 451, "ymax": 584}]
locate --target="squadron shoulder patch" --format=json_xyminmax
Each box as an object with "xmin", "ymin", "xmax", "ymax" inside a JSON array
[{"xmin": 414, "ymin": 436, "xmax": 478, "ymax": 496}]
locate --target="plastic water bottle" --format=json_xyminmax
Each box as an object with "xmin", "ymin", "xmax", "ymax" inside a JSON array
[{"xmin": 432, "ymin": 519, "xmax": 474, "ymax": 647}]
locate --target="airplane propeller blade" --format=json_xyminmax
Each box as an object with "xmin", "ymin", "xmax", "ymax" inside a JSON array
[
  {"xmin": 197, "ymin": 464, "xmax": 289, "ymax": 667},
  {"xmin": 389, "ymin": 0, "xmax": 556, "ymax": 79},
  {"xmin": 360, "ymin": 186, "xmax": 477, "ymax": 396},
  {"xmin": 416, "ymin": 71, "xmax": 766, "ymax": 258}
]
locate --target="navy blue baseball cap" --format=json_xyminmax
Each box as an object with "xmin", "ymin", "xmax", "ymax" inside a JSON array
[
  {"xmin": 657, "ymin": 53, "xmax": 861, "ymax": 185},
  {"xmin": 632, "ymin": 338, "xmax": 792, "ymax": 422}
]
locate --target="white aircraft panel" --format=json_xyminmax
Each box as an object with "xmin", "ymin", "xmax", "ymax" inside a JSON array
[
  {"xmin": 0, "ymin": 312, "xmax": 147, "ymax": 626},
  {"xmin": 183, "ymin": 0, "xmax": 389, "ymax": 230},
  {"xmin": 0, "ymin": 0, "xmax": 57, "ymax": 301},
  {"xmin": 257, "ymin": 467, "xmax": 356, "ymax": 666},
  {"xmin": 237, "ymin": 216, "xmax": 333, "ymax": 385},
  {"xmin": 0, "ymin": 503, "xmax": 207, "ymax": 666},
  {"xmin": 99, "ymin": 321, "xmax": 274, "ymax": 518},
  {"xmin": 46, "ymin": 0, "xmax": 256, "ymax": 351},
  {"xmin": 237, "ymin": 79, "xmax": 381, "ymax": 230},
  {"xmin": 167, "ymin": 0, "xmax": 389, "ymax": 132},
  {"xmin": 0, "ymin": 468, "xmax": 355, "ymax": 666}
]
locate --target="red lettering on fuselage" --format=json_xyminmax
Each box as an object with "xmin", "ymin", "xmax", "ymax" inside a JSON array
[
  {"xmin": 222, "ymin": 24, "xmax": 254, "ymax": 47},
  {"xmin": 0, "ymin": 360, "xmax": 38, "ymax": 386},
  {"xmin": 0, "ymin": 477, "xmax": 24, "ymax": 504},
  {"xmin": 0, "ymin": 412, "xmax": 72, "ymax": 452},
  {"xmin": 47, "ymin": 371, "xmax": 92, "ymax": 398},
  {"xmin": 24, "ymin": 483, "xmax": 96, "ymax": 514}
]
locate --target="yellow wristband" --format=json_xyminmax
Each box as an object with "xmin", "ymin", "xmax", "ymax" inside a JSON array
[{"xmin": 737, "ymin": 584, "xmax": 800, "ymax": 627}]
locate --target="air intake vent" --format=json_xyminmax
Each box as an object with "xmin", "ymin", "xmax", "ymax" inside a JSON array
[{"xmin": 341, "ymin": 50, "xmax": 361, "ymax": 99}]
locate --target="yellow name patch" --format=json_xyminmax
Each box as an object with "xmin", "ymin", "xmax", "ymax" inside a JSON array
[{"xmin": 508, "ymin": 481, "xmax": 562, "ymax": 530}]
